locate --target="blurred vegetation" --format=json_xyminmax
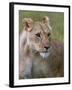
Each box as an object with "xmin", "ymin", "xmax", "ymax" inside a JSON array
[{"xmin": 19, "ymin": 10, "xmax": 64, "ymax": 42}]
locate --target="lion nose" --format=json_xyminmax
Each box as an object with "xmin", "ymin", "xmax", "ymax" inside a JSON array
[{"xmin": 44, "ymin": 46, "xmax": 50, "ymax": 50}]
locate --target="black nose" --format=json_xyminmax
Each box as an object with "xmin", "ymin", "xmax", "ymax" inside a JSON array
[{"xmin": 44, "ymin": 46, "xmax": 50, "ymax": 50}]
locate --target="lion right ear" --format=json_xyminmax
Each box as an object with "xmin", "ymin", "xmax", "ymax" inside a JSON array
[
  {"xmin": 42, "ymin": 16, "xmax": 49, "ymax": 24},
  {"xmin": 23, "ymin": 18, "xmax": 33, "ymax": 32},
  {"xmin": 42, "ymin": 16, "xmax": 52, "ymax": 32}
]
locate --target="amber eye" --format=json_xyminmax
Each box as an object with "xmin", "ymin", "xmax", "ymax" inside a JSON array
[
  {"xmin": 36, "ymin": 33, "xmax": 40, "ymax": 37},
  {"xmin": 47, "ymin": 33, "xmax": 51, "ymax": 37}
]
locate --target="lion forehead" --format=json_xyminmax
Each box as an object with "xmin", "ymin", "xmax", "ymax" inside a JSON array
[{"xmin": 30, "ymin": 22, "xmax": 49, "ymax": 34}]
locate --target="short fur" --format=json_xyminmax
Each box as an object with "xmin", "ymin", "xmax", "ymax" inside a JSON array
[{"xmin": 19, "ymin": 16, "xmax": 64, "ymax": 79}]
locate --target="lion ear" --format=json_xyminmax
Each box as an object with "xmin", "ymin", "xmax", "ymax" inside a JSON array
[
  {"xmin": 42, "ymin": 16, "xmax": 49, "ymax": 24},
  {"xmin": 42, "ymin": 16, "xmax": 52, "ymax": 31},
  {"xmin": 23, "ymin": 18, "xmax": 33, "ymax": 32}
]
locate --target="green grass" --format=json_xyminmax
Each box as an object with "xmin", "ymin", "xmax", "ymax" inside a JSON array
[{"xmin": 19, "ymin": 10, "xmax": 64, "ymax": 42}]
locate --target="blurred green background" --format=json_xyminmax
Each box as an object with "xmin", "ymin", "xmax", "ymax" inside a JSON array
[{"xmin": 19, "ymin": 10, "xmax": 64, "ymax": 42}]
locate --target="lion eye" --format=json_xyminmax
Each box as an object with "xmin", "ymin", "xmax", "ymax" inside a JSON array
[
  {"xmin": 47, "ymin": 33, "xmax": 51, "ymax": 37},
  {"xmin": 36, "ymin": 33, "xmax": 40, "ymax": 37}
]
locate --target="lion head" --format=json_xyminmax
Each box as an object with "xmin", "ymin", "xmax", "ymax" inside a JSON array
[{"xmin": 21, "ymin": 16, "xmax": 52, "ymax": 58}]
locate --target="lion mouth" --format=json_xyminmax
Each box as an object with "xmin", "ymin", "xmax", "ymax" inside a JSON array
[
  {"xmin": 31, "ymin": 46, "xmax": 52, "ymax": 58},
  {"xmin": 40, "ymin": 52, "xmax": 50, "ymax": 58},
  {"xmin": 39, "ymin": 50, "xmax": 49, "ymax": 53}
]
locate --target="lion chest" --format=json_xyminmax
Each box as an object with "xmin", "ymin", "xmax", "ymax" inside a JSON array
[
  {"xmin": 31, "ymin": 55, "xmax": 52, "ymax": 78},
  {"xmin": 31, "ymin": 49, "xmax": 64, "ymax": 78}
]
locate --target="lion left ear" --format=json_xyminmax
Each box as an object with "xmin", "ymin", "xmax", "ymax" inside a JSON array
[{"xmin": 23, "ymin": 18, "xmax": 33, "ymax": 32}]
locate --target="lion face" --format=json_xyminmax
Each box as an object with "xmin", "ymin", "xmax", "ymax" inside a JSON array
[{"xmin": 23, "ymin": 16, "xmax": 52, "ymax": 58}]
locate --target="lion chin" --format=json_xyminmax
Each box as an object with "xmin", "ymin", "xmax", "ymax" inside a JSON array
[{"xmin": 40, "ymin": 52, "xmax": 50, "ymax": 58}]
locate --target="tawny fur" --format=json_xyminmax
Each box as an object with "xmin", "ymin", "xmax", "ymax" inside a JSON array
[{"xmin": 19, "ymin": 16, "xmax": 64, "ymax": 79}]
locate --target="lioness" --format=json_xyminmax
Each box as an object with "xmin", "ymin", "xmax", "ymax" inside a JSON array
[{"xmin": 19, "ymin": 16, "xmax": 64, "ymax": 79}]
